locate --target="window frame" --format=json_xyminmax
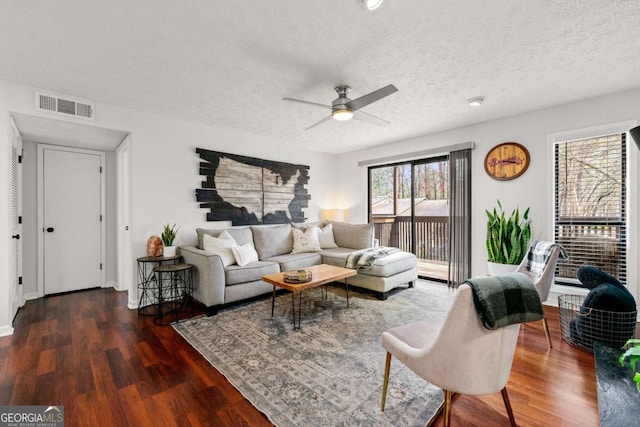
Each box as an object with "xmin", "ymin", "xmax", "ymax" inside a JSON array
[{"xmin": 548, "ymin": 121, "xmax": 637, "ymax": 294}]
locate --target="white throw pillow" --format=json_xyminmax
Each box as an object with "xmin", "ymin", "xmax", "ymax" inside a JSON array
[
  {"xmin": 318, "ymin": 223, "xmax": 338, "ymax": 249},
  {"xmin": 203, "ymin": 231, "xmax": 237, "ymax": 267},
  {"xmin": 231, "ymin": 243, "xmax": 259, "ymax": 266},
  {"xmin": 291, "ymin": 226, "xmax": 321, "ymax": 253}
]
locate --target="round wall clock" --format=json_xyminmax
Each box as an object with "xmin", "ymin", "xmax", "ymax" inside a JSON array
[{"xmin": 484, "ymin": 142, "xmax": 530, "ymax": 181}]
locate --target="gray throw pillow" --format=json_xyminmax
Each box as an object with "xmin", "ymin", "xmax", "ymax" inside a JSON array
[
  {"xmin": 225, "ymin": 228, "xmax": 253, "ymax": 246},
  {"xmin": 196, "ymin": 228, "xmax": 223, "ymax": 250},
  {"xmin": 196, "ymin": 227, "xmax": 253, "ymax": 249},
  {"xmin": 329, "ymin": 221, "xmax": 374, "ymax": 249},
  {"xmin": 251, "ymin": 224, "xmax": 293, "ymax": 259}
]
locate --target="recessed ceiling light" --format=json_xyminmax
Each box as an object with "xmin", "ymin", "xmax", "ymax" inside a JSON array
[
  {"xmin": 359, "ymin": 0, "xmax": 384, "ymax": 11},
  {"xmin": 467, "ymin": 96, "xmax": 485, "ymax": 107}
]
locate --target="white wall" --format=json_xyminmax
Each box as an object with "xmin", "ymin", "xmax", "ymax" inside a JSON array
[
  {"xmin": 335, "ymin": 88, "xmax": 640, "ymax": 302},
  {"xmin": 0, "ymin": 89, "xmax": 13, "ymax": 335},
  {"xmin": 0, "ymin": 79, "xmax": 337, "ymax": 333}
]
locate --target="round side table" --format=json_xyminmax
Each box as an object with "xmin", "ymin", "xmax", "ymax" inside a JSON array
[
  {"xmin": 152, "ymin": 263, "xmax": 194, "ymax": 325},
  {"xmin": 136, "ymin": 255, "xmax": 182, "ymax": 316}
]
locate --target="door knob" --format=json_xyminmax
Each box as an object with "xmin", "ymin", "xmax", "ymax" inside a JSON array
[
  {"xmin": 12, "ymin": 234, "xmax": 20, "ymax": 240},
  {"xmin": 46, "ymin": 227, "xmax": 55, "ymax": 233}
]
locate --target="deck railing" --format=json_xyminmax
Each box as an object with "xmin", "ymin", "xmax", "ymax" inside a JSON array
[{"xmin": 372, "ymin": 216, "xmax": 449, "ymax": 262}]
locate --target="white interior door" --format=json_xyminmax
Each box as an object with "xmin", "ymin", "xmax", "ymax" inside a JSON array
[
  {"xmin": 41, "ymin": 146, "xmax": 104, "ymax": 294},
  {"xmin": 10, "ymin": 119, "xmax": 23, "ymax": 316}
]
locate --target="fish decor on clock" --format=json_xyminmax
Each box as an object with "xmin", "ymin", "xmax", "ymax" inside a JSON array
[{"xmin": 484, "ymin": 142, "xmax": 530, "ymax": 181}]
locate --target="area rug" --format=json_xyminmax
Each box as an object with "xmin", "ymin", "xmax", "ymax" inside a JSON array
[{"xmin": 173, "ymin": 281, "xmax": 455, "ymax": 427}]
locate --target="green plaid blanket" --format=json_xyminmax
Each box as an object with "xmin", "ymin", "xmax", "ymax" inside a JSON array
[{"xmin": 464, "ymin": 273, "xmax": 543, "ymax": 330}]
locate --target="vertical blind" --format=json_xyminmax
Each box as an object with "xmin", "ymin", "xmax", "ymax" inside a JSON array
[
  {"xmin": 554, "ymin": 132, "xmax": 627, "ymax": 286},
  {"xmin": 448, "ymin": 148, "xmax": 471, "ymax": 288}
]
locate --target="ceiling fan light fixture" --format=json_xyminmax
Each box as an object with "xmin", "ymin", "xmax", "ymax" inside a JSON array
[
  {"xmin": 359, "ymin": 0, "xmax": 384, "ymax": 11},
  {"xmin": 332, "ymin": 109, "xmax": 354, "ymax": 121},
  {"xmin": 467, "ymin": 96, "xmax": 485, "ymax": 107}
]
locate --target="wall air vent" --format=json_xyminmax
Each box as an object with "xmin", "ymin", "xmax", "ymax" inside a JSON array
[{"xmin": 35, "ymin": 91, "xmax": 95, "ymax": 120}]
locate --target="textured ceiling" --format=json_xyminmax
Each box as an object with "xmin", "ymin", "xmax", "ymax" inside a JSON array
[{"xmin": 2, "ymin": 1, "xmax": 640, "ymax": 154}]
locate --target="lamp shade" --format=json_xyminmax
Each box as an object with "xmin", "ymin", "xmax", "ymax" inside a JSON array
[
  {"xmin": 630, "ymin": 125, "xmax": 640, "ymax": 151},
  {"xmin": 321, "ymin": 209, "xmax": 346, "ymax": 222}
]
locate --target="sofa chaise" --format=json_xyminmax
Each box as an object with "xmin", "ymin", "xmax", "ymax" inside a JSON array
[{"xmin": 180, "ymin": 221, "xmax": 417, "ymax": 315}]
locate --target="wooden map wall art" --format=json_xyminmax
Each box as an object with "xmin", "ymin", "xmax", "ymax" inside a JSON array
[{"xmin": 195, "ymin": 148, "xmax": 310, "ymax": 225}]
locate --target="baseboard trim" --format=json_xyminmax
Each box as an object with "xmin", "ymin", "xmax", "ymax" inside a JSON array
[
  {"xmin": 23, "ymin": 292, "xmax": 40, "ymax": 301},
  {"xmin": 0, "ymin": 325, "xmax": 14, "ymax": 337}
]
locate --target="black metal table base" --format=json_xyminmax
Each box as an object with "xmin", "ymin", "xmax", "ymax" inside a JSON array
[
  {"xmin": 136, "ymin": 255, "xmax": 181, "ymax": 316},
  {"xmin": 153, "ymin": 264, "xmax": 194, "ymax": 325},
  {"xmin": 271, "ymin": 279, "xmax": 350, "ymax": 330}
]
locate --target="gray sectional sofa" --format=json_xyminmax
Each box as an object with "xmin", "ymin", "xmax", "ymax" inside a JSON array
[{"xmin": 180, "ymin": 221, "xmax": 417, "ymax": 315}]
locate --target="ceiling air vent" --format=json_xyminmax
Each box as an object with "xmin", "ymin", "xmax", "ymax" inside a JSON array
[{"xmin": 35, "ymin": 91, "xmax": 95, "ymax": 120}]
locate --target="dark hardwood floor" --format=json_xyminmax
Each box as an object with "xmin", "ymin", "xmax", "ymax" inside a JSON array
[{"xmin": 0, "ymin": 286, "xmax": 600, "ymax": 426}]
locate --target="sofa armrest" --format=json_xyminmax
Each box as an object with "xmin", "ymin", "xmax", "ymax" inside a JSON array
[{"xmin": 180, "ymin": 245, "xmax": 226, "ymax": 307}]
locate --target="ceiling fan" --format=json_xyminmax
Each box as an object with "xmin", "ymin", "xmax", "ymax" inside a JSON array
[{"xmin": 283, "ymin": 84, "xmax": 398, "ymax": 130}]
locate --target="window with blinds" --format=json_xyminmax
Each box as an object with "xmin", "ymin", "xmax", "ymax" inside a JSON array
[{"xmin": 554, "ymin": 132, "xmax": 627, "ymax": 286}]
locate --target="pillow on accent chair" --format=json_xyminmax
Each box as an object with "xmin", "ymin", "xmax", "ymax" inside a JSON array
[
  {"xmin": 202, "ymin": 230, "xmax": 237, "ymax": 267},
  {"xmin": 291, "ymin": 226, "xmax": 321, "ymax": 253},
  {"xmin": 231, "ymin": 243, "xmax": 259, "ymax": 267},
  {"xmin": 317, "ymin": 223, "xmax": 338, "ymax": 249}
]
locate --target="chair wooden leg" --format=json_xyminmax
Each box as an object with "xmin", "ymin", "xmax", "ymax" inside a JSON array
[
  {"xmin": 427, "ymin": 391, "xmax": 457, "ymax": 427},
  {"xmin": 541, "ymin": 317, "xmax": 552, "ymax": 348},
  {"xmin": 443, "ymin": 389, "xmax": 453, "ymax": 427},
  {"xmin": 501, "ymin": 387, "xmax": 517, "ymax": 427},
  {"xmin": 381, "ymin": 352, "xmax": 392, "ymax": 411}
]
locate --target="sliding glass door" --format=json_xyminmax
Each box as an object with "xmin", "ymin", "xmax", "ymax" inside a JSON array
[
  {"xmin": 412, "ymin": 159, "xmax": 449, "ymax": 280},
  {"xmin": 369, "ymin": 156, "xmax": 449, "ymax": 281}
]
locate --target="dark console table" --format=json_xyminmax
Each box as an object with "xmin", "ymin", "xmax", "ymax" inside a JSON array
[{"xmin": 593, "ymin": 341, "xmax": 640, "ymax": 426}]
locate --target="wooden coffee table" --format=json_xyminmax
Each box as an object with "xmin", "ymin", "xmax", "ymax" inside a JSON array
[{"xmin": 262, "ymin": 264, "xmax": 357, "ymax": 329}]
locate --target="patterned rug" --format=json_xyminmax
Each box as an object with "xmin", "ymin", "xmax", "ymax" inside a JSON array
[{"xmin": 173, "ymin": 281, "xmax": 455, "ymax": 427}]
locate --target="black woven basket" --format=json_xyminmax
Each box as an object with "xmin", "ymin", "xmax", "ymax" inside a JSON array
[{"xmin": 558, "ymin": 294, "xmax": 637, "ymax": 353}]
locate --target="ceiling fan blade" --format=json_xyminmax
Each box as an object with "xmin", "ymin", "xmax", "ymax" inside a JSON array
[
  {"xmin": 345, "ymin": 84, "xmax": 398, "ymax": 111},
  {"xmin": 283, "ymin": 98, "xmax": 331, "ymax": 110},
  {"xmin": 305, "ymin": 114, "xmax": 333, "ymax": 130},
  {"xmin": 353, "ymin": 110, "xmax": 391, "ymax": 126}
]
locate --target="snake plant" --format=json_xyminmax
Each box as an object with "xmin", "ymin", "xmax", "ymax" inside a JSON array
[
  {"xmin": 161, "ymin": 223, "xmax": 179, "ymax": 246},
  {"xmin": 486, "ymin": 200, "xmax": 531, "ymax": 265}
]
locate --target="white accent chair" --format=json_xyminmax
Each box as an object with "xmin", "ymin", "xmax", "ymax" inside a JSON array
[
  {"xmin": 515, "ymin": 242, "xmax": 563, "ymax": 348},
  {"xmin": 381, "ymin": 284, "xmax": 520, "ymax": 427}
]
